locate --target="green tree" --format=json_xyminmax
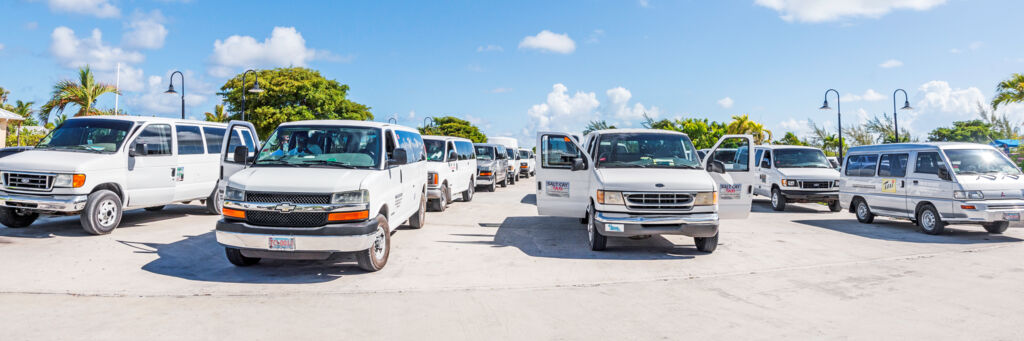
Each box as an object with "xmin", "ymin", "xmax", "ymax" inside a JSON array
[
  {"xmin": 10, "ymin": 100, "xmax": 38, "ymax": 126},
  {"xmin": 977, "ymin": 101, "xmax": 1019, "ymax": 140},
  {"xmin": 927, "ymin": 120, "xmax": 997, "ymax": 143},
  {"xmin": 725, "ymin": 114, "xmax": 772, "ymax": 144},
  {"xmin": 583, "ymin": 120, "xmax": 616, "ymax": 135},
  {"xmin": 642, "ymin": 114, "xmax": 727, "ymax": 149},
  {"xmin": 843, "ymin": 125, "xmax": 874, "ymax": 146},
  {"xmin": 205, "ymin": 104, "xmax": 229, "ymax": 123},
  {"xmin": 219, "ymin": 67, "xmax": 373, "ymax": 136},
  {"xmin": 6, "ymin": 127, "xmax": 48, "ymax": 147},
  {"xmin": 418, "ymin": 116, "xmax": 487, "ymax": 142},
  {"xmin": 992, "ymin": 73, "xmax": 1024, "ymax": 110},
  {"xmin": 774, "ymin": 132, "xmax": 808, "ymax": 146},
  {"xmin": 862, "ymin": 113, "xmax": 913, "ymax": 143},
  {"xmin": 807, "ymin": 120, "xmax": 847, "ymax": 156},
  {"xmin": 39, "ymin": 66, "xmax": 119, "ymax": 125},
  {"xmin": 0, "ymin": 86, "xmax": 9, "ymax": 104}
]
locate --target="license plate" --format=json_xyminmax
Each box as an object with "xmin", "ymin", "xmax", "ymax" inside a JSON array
[
  {"xmin": 605, "ymin": 223, "xmax": 624, "ymax": 232},
  {"xmin": 1004, "ymin": 212, "xmax": 1020, "ymax": 222},
  {"xmin": 268, "ymin": 237, "xmax": 295, "ymax": 250}
]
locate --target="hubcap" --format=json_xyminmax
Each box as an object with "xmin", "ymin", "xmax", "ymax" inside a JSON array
[
  {"xmin": 857, "ymin": 202, "xmax": 867, "ymax": 218},
  {"xmin": 372, "ymin": 225, "xmax": 386, "ymax": 260},
  {"xmin": 587, "ymin": 208, "xmax": 594, "ymax": 244},
  {"xmin": 922, "ymin": 210, "xmax": 936, "ymax": 230},
  {"xmin": 97, "ymin": 200, "xmax": 117, "ymax": 227},
  {"xmin": 772, "ymin": 192, "xmax": 779, "ymax": 207}
]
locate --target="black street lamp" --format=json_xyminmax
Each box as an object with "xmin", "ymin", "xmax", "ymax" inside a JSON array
[
  {"xmin": 819, "ymin": 89, "xmax": 843, "ymax": 162},
  {"xmin": 892, "ymin": 89, "xmax": 912, "ymax": 143},
  {"xmin": 240, "ymin": 69, "xmax": 264, "ymax": 121},
  {"xmin": 164, "ymin": 71, "xmax": 185, "ymax": 119}
]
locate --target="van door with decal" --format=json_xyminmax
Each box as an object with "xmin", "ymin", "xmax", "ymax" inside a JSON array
[
  {"xmin": 703, "ymin": 135, "xmax": 756, "ymax": 219},
  {"xmin": 535, "ymin": 132, "xmax": 591, "ymax": 218},
  {"xmin": 875, "ymin": 153, "xmax": 910, "ymax": 217}
]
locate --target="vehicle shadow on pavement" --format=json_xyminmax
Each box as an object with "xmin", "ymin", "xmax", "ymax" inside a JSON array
[
  {"xmin": 520, "ymin": 194, "xmax": 536, "ymax": 205},
  {"xmin": 122, "ymin": 232, "xmax": 364, "ymax": 284},
  {"xmin": 751, "ymin": 199, "xmax": 827, "ymax": 213},
  {"xmin": 443, "ymin": 216, "xmax": 704, "ymax": 260},
  {"xmin": 793, "ymin": 219, "xmax": 1024, "ymax": 244},
  {"xmin": 0, "ymin": 204, "xmax": 211, "ymax": 239}
]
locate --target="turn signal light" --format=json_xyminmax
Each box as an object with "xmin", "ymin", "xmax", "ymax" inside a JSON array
[
  {"xmin": 480, "ymin": 171, "xmax": 492, "ymax": 176},
  {"xmin": 960, "ymin": 205, "xmax": 976, "ymax": 210},
  {"xmin": 72, "ymin": 174, "xmax": 86, "ymax": 188},
  {"xmin": 222, "ymin": 207, "xmax": 245, "ymax": 219},
  {"xmin": 430, "ymin": 173, "xmax": 439, "ymax": 185},
  {"xmin": 328, "ymin": 210, "xmax": 370, "ymax": 222}
]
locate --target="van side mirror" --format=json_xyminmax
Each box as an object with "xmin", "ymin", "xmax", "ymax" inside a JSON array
[
  {"xmin": 390, "ymin": 149, "xmax": 408, "ymax": 166},
  {"xmin": 571, "ymin": 158, "xmax": 586, "ymax": 171},
  {"xmin": 937, "ymin": 165, "xmax": 951, "ymax": 181},
  {"xmin": 448, "ymin": 150, "xmax": 458, "ymax": 161},
  {"xmin": 130, "ymin": 143, "xmax": 148, "ymax": 157},
  {"xmin": 233, "ymin": 146, "xmax": 248, "ymax": 164},
  {"xmin": 707, "ymin": 160, "xmax": 726, "ymax": 174},
  {"xmin": 760, "ymin": 159, "xmax": 771, "ymax": 169}
]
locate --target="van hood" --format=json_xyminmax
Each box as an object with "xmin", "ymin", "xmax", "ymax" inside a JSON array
[
  {"xmin": 228, "ymin": 167, "xmax": 378, "ymax": 193},
  {"xmin": 477, "ymin": 160, "xmax": 499, "ymax": 170},
  {"xmin": 595, "ymin": 168, "xmax": 715, "ymax": 192},
  {"xmin": 0, "ymin": 150, "xmax": 121, "ymax": 173},
  {"xmin": 776, "ymin": 167, "xmax": 839, "ymax": 180},
  {"xmin": 956, "ymin": 174, "xmax": 1024, "ymax": 199}
]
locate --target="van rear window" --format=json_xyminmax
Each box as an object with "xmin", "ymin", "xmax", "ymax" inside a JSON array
[{"xmin": 845, "ymin": 154, "xmax": 878, "ymax": 177}]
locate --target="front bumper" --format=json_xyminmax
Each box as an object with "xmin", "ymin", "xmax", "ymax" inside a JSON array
[
  {"xmin": 427, "ymin": 187, "xmax": 443, "ymax": 199},
  {"xmin": 593, "ymin": 211, "xmax": 719, "ymax": 238},
  {"xmin": 476, "ymin": 175, "xmax": 495, "ymax": 185},
  {"xmin": 947, "ymin": 200, "xmax": 1024, "ymax": 224},
  {"xmin": 780, "ymin": 189, "xmax": 838, "ymax": 202},
  {"xmin": 215, "ymin": 218, "xmax": 379, "ymax": 252},
  {"xmin": 0, "ymin": 191, "xmax": 88, "ymax": 212}
]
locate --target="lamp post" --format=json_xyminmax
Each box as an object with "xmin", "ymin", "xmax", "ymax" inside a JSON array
[
  {"xmin": 892, "ymin": 89, "xmax": 912, "ymax": 143},
  {"xmin": 164, "ymin": 71, "xmax": 184, "ymax": 119},
  {"xmin": 819, "ymin": 89, "xmax": 843, "ymax": 162},
  {"xmin": 240, "ymin": 69, "xmax": 264, "ymax": 121}
]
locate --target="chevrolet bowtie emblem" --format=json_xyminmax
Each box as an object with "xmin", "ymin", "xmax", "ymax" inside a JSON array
[{"xmin": 275, "ymin": 203, "xmax": 297, "ymax": 213}]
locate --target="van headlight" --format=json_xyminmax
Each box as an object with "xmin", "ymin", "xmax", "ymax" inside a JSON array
[
  {"xmin": 693, "ymin": 192, "xmax": 717, "ymax": 206},
  {"xmin": 224, "ymin": 186, "xmax": 245, "ymax": 201},
  {"xmin": 596, "ymin": 190, "xmax": 624, "ymax": 205},
  {"xmin": 782, "ymin": 179, "xmax": 798, "ymax": 187},
  {"xmin": 953, "ymin": 190, "xmax": 984, "ymax": 200},
  {"xmin": 332, "ymin": 190, "xmax": 369, "ymax": 204},
  {"xmin": 53, "ymin": 173, "xmax": 87, "ymax": 188}
]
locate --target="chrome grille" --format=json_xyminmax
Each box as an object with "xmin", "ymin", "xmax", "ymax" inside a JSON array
[
  {"xmin": 246, "ymin": 211, "xmax": 328, "ymax": 227},
  {"xmin": 3, "ymin": 172, "xmax": 54, "ymax": 191},
  {"xmin": 623, "ymin": 192, "xmax": 693, "ymax": 210},
  {"xmin": 244, "ymin": 191, "xmax": 331, "ymax": 204},
  {"xmin": 800, "ymin": 181, "xmax": 832, "ymax": 189}
]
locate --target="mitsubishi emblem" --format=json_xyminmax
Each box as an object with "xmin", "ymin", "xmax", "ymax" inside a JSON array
[{"xmin": 275, "ymin": 203, "xmax": 297, "ymax": 213}]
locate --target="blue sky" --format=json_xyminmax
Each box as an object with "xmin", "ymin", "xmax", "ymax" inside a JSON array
[{"xmin": 1, "ymin": 0, "xmax": 1023, "ymax": 147}]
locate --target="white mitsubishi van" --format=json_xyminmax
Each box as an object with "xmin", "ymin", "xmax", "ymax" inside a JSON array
[
  {"xmin": 752, "ymin": 145, "xmax": 841, "ymax": 212},
  {"xmin": 841, "ymin": 142, "xmax": 1024, "ymax": 235},
  {"xmin": 215, "ymin": 120, "xmax": 428, "ymax": 272},
  {"xmin": 423, "ymin": 135, "xmax": 477, "ymax": 212},
  {"xmin": 535, "ymin": 129, "xmax": 755, "ymax": 252},
  {"xmin": 0, "ymin": 116, "xmax": 254, "ymax": 235}
]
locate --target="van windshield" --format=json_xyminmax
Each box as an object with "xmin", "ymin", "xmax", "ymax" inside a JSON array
[
  {"xmin": 506, "ymin": 148, "xmax": 517, "ymax": 159},
  {"xmin": 944, "ymin": 149, "xmax": 1021, "ymax": 175},
  {"xmin": 774, "ymin": 149, "xmax": 832, "ymax": 168},
  {"xmin": 36, "ymin": 118, "xmax": 134, "ymax": 153},
  {"xmin": 424, "ymin": 140, "xmax": 445, "ymax": 162},
  {"xmin": 519, "ymin": 150, "xmax": 530, "ymax": 159},
  {"xmin": 594, "ymin": 133, "xmax": 701, "ymax": 169},
  {"xmin": 475, "ymin": 146, "xmax": 494, "ymax": 160},
  {"xmin": 254, "ymin": 125, "xmax": 382, "ymax": 169}
]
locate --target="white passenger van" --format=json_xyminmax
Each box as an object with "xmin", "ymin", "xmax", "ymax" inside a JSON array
[
  {"xmin": 840, "ymin": 142, "xmax": 1024, "ymax": 235},
  {"xmin": 423, "ymin": 135, "xmax": 477, "ymax": 212},
  {"xmin": 473, "ymin": 143, "xmax": 509, "ymax": 191},
  {"xmin": 753, "ymin": 145, "xmax": 841, "ymax": 212},
  {"xmin": 215, "ymin": 120, "xmax": 428, "ymax": 272},
  {"xmin": 517, "ymin": 148, "xmax": 535, "ymax": 178},
  {"xmin": 489, "ymin": 137, "xmax": 521, "ymax": 183},
  {"xmin": 535, "ymin": 129, "xmax": 756, "ymax": 252},
  {"xmin": 0, "ymin": 116, "xmax": 255, "ymax": 235}
]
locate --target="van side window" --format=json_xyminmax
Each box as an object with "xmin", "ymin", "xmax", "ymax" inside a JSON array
[
  {"xmin": 846, "ymin": 154, "xmax": 879, "ymax": 177},
  {"xmin": 203, "ymin": 127, "xmax": 225, "ymax": 154},
  {"xmin": 447, "ymin": 141, "xmax": 458, "ymax": 160},
  {"xmin": 763, "ymin": 150, "xmax": 772, "ymax": 168},
  {"xmin": 878, "ymin": 154, "xmax": 909, "ymax": 177},
  {"xmin": 135, "ymin": 124, "xmax": 173, "ymax": 156},
  {"xmin": 915, "ymin": 152, "xmax": 942, "ymax": 174},
  {"xmin": 542, "ymin": 135, "xmax": 580, "ymax": 169},
  {"xmin": 224, "ymin": 129, "xmax": 247, "ymax": 161},
  {"xmin": 176, "ymin": 125, "xmax": 205, "ymax": 155},
  {"xmin": 384, "ymin": 130, "xmax": 396, "ymax": 160},
  {"xmin": 395, "ymin": 130, "xmax": 425, "ymax": 162},
  {"xmin": 754, "ymin": 149, "xmax": 764, "ymax": 166}
]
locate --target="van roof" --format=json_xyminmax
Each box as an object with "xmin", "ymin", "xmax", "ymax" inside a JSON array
[
  {"xmin": 589, "ymin": 128, "xmax": 687, "ymax": 136},
  {"xmin": 422, "ymin": 135, "xmax": 472, "ymax": 142},
  {"xmin": 756, "ymin": 145, "xmax": 821, "ymax": 150},
  {"xmin": 473, "ymin": 143, "xmax": 503, "ymax": 148},
  {"xmin": 277, "ymin": 119, "xmax": 418, "ymax": 132},
  {"xmin": 67, "ymin": 115, "xmax": 227, "ymax": 127},
  {"xmin": 846, "ymin": 142, "xmax": 997, "ymax": 154}
]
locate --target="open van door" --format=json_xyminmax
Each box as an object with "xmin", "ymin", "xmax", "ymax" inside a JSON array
[
  {"xmin": 703, "ymin": 135, "xmax": 756, "ymax": 219},
  {"xmin": 217, "ymin": 121, "xmax": 260, "ymax": 207},
  {"xmin": 535, "ymin": 132, "xmax": 591, "ymax": 218}
]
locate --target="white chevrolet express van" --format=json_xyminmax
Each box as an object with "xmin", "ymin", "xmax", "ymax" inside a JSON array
[
  {"xmin": 840, "ymin": 142, "xmax": 1024, "ymax": 235},
  {"xmin": 215, "ymin": 120, "xmax": 428, "ymax": 272},
  {"xmin": 518, "ymin": 148, "xmax": 535, "ymax": 178},
  {"xmin": 473, "ymin": 143, "xmax": 509, "ymax": 191},
  {"xmin": 535, "ymin": 129, "xmax": 755, "ymax": 252},
  {"xmin": 753, "ymin": 145, "xmax": 841, "ymax": 212},
  {"xmin": 423, "ymin": 135, "xmax": 477, "ymax": 212},
  {"xmin": 0, "ymin": 116, "xmax": 255, "ymax": 234}
]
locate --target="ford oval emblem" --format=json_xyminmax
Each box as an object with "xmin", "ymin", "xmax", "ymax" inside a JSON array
[{"xmin": 655, "ymin": 183, "xmax": 665, "ymax": 188}]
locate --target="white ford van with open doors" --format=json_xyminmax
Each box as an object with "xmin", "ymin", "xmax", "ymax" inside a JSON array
[
  {"xmin": 534, "ymin": 129, "xmax": 755, "ymax": 252},
  {"xmin": 423, "ymin": 135, "xmax": 477, "ymax": 211},
  {"xmin": 215, "ymin": 120, "xmax": 428, "ymax": 272}
]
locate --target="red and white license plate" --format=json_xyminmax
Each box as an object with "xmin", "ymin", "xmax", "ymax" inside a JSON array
[
  {"xmin": 1004, "ymin": 212, "xmax": 1020, "ymax": 222},
  {"xmin": 268, "ymin": 237, "xmax": 296, "ymax": 250}
]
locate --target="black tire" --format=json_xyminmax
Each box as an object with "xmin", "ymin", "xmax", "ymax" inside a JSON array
[
  {"xmin": 408, "ymin": 189, "xmax": 426, "ymax": 229},
  {"xmin": 356, "ymin": 216, "xmax": 390, "ymax": 272},
  {"xmin": 0, "ymin": 207, "xmax": 38, "ymax": 228},
  {"xmin": 586, "ymin": 204, "xmax": 607, "ymax": 251},
  {"xmin": 144, "ymin": 205, "xmax": 165, "ymax": 212},
  {"xmin": 854, "ymin": 198, "xmax": 874, "ymax": 224},
  {"xmin": 770, "ymin": 188, "xmax": 786, "ymax": 211},
  {"xmin": 205, "ymin": 187, "xmax": 223, "ymax": 215},
  {"xmin": 80, "ymin": 190, "xmax": 123, "ymax": 235},
  {"xmin": 225, "ymin": 247, "xmax": 260, "ymax": 266},
  {"xmin": 917, "ymin": 204, "xmax": 945, "ymax": 235},
  {"xmin": 695, "ymin": 233, "xmax": 719, "ymax": 253},
  {"xmin": 462, "ymin": 179, "xmax": 474, "ymax": 202},
  {"xmin": 500, "ymin": 175, "xmax": 508, "ymax": 188},
  {"xmin": 428, "ymin": 199, "xmax": 444, "ymax": 212},
  {"xmin": 828, "ymin": 200, "xmax": 841, "ymax": 212},
  {"xmin": 487, "ymin": 181, "xmax": 496, "ymax": 192},
  {"xmin": 443, "ymin": 183, "xmax": 452, "ymax": 206},
  {"xmin": 983, "ymin": 221, "xmax": 1009, "ymax": 234}
]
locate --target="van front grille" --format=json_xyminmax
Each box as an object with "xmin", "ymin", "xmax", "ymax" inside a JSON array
[
  {"xmin": 800, "ymin": 181, "xmax": 833, "ymax": 189},
  {"xmin": 3, "ymin": 172, "xmax": 54, "ymax": 191},
  {"xmin": 623, "ymin": 192, "xmax": 693, "ymax": 210},
  {"xmin": 246, "ymin": 211, "xmax": 328, "ymax": 227},
  {"xmin": 244, "ymin": 191, "xmax": 331, "ymax": 204}
]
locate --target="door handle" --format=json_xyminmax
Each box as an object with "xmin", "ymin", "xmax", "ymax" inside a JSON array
[
  {"xmin": 901, "ymin": 180, "xmax": 905, "ymax": 188},
  {"xmin": 912, "ymin": 180, "xmax": 919, "ymax": 185}
]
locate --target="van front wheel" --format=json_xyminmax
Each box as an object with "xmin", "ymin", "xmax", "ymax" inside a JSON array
[
  {"xmin": 587, "ymin": 204, "xmax": 607, "ymax": 251},
  {"xmin": 80, "ymin": 190, "xmax": 122, "ymax": 235},
  {"xmin": 828, "ymin": 200, "xmax": 841, "ymax": 212},
  {"xmin": 408, "ymin": 190, "xmax": 426, "ymax": 229},
  {"xmin": 918, "ymin": 205, "xmax": 945, "ymax": 235},
  {"xmin": 0, "ymin": 207, "xmax": 38, "ymax": 228},
  {"xmin": 356, "ymin": 216, "xmax": 390, "ymax": 272},
  {"xmin": 771, "ymin": 188, "xmax": 786, "ymax": 211},
  {"xmin": 695, "ymin": 233, "xmax": 719, "ymax": 253},
  {"xmin": 225, "ymin": 247, "xmax": 260, "ymax": 266},
  {"xmin": 855, "ymin": 199, "xmax": 874, "ymax": 224},
  {"xmin": 462, "ymin": 179, "xmax": 474, "ymax": 202},
  {"xmin": 983, "ymin": 221, "xmax": 1009, "ymax": 234}
]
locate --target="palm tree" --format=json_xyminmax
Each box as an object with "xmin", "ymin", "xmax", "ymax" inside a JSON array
[
  {"xmin": 726, "ymin": 114, "xmax": 772, "ymax": 144},
  {"xmin": 583, "ymin": 120, "xmax": 615, "ymax": 135},
  {"xmin": 0, "ymin": 86, "xmax": 9, "ymax": 104},
  {"xmin": 39, "ymin": 66, "xmax": 119, "ymax": 125},
  {"xmin": 205, "ymin": 104, "xmax": 230, "ymax": 123},
  {"xmin": 11, "ymin": 100, "xmax": 38, "ymax": 126},
  {"xmin": 993, "ymin": 73, "xmax": 1024, "ymax": 110}
]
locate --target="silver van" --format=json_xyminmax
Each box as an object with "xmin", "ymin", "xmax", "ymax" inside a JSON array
[{"xmin": 840, "ymin": 142, "xmax": 1024, "ymax": 235}]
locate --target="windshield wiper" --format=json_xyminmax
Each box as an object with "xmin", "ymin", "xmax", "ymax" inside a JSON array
[
  {"xmin": 254, "ymin": 160, "xmax": 301, "ymax": 167},
  {"xmin": 300, "ymin": 160, "xmax": 358, "ymax": 168}
]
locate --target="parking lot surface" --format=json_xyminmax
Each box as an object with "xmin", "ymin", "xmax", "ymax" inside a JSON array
[{"xmin": 1, "ymin": 181, "xmax": 1023, "ymax": 340}]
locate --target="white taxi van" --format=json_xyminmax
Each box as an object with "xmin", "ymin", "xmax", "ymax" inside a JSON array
[
  {"xmin": 534, "ymin": 129, "xmax": 755, "ymax": 252},
  {"xmin": 0, "ymin": 116, "xmax": 255, "ymax": 235},
  {"xmin": 753, "ymin": 145, "xmax": 841, "ymax": 212},
  {"xmin": 215, "ymin": 120, "xmax": 428, "ymax": 272},
  {"xmin": 840, "ymin": 142, "xmax": 1024, "ymax": 235},
  {"xmin": 423, "ymin": 135, "xmax": 477, "ymax": 212}
]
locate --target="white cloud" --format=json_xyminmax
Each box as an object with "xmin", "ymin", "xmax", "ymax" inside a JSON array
[
  {"xmin": 639, "ymin": 0, "xmax": 650, "ymax": 8},
  {"xmin": 209, "ymin": 27, "xmax": 337, "ymax": 77},
  {"xmin": 48, "ymin": 0, "xmax": 120, "ymax": 18},
  {"xmin": 476, "ymin": 45, "xmax": 503, "ymax": 52},
  {"xmin": 407, "ymin": 110, "xmax": 416, "ymax": 121},
  {"xmin": 606, "ymin": 87, "xmax": 660, "ymax": 126},
  {"xmin": 586, "ymin": 29, "xmax": 605, "ymax": 44},
  {"xmin": 122, "ymin": 10, "xmax": 168, "ymax": 49},
  {"xmin": 754, "ymin": 0, "xmax": 946, "ymax": 23},
  {"xmin": 489, "ymin": 87, "xmax": 513, "ymax": 93},
  {"xmin": 917, "ymin": 80, "xmax": 984, "ymax": 115},
  {"xmin": 125, "ymin": 70, "xmax": 215, "ymax": 118},
  {"xmin": 50, "ymin": 26, "xmax": 144, "ymax": 71},
  {"xmin": 717, "ymin": 97, "xmax": 734, "ymax": 109},
  {"xmin": 949, "ymin": 48, "xmax": 962, "ymax": 54},
  {"xmin": 95, "ymin": 64, "xmax": 144, "ymax": 92},
  {"xmin": 518, "ymin": 30, "xmax": 576, "ymax": 54},
  {"xmin": 879, "ymin": 59, "xmax": 903, "ymax": 68},
  {"xmin": 778, "ymin": 118, "xmax": 811, "ymax": 137},
  {"xmin": 969, "ymin": 41, "xmax": 984, "ymax": 50},
  {"xmin": 845, "ymin": 89, "xmax": 885, "ymax": 102},
  {"xmin": 527, "ymin": 84, "xmax": 600, "ymax": 133}
]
